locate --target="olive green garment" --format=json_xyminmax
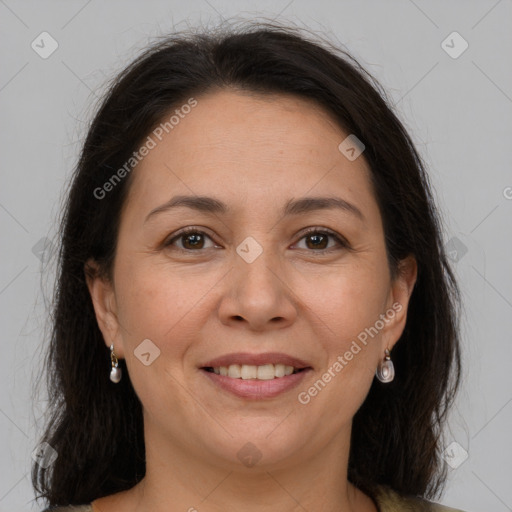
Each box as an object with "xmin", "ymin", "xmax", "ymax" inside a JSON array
[{"xmin": 42, "ymin": 485, "xmax": 468, "ymax": 511}]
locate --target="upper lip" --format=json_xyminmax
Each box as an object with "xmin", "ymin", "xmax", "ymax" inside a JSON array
[{"xmin": 200, "ymin": 352, "xmax": 312, "ymax": 369}]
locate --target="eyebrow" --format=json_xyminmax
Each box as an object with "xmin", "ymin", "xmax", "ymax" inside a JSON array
[{"xmin": 144, "ymin": 194, "xmax": 364, "ymax": 223}]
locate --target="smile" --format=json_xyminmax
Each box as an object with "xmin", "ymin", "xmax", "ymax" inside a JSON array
[
  {"xmin": 200, "ymin": 367, "xmax": 311, "ymax": 399},
  {"xmin": 203, "ymin": 363, "xmax": 304, "ymax": 380}
]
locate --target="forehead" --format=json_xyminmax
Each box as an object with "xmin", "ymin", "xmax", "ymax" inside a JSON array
[{"xmin": 123, "ymin": 89, "xmax": 378, "ymax": 222}]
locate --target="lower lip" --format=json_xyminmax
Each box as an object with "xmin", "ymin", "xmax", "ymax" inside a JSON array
[{"xmin": 200, "ymin": 368, "xmax": 311, "ymax": 399}]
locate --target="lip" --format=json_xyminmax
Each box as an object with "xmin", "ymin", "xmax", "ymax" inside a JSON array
[
  {"xmin": 200, "ymin": 352, "xmax": 312, "ymax": 370},
  {"xmin": 200, "ymin": 367, "xmax": 312, "ymax": 400}
]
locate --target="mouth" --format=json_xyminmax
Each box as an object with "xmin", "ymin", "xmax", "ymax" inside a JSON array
[
  {"xmin": 202, "ymin": 364, "xmax": 307, "ymax": 380},
  {"xmin": 199, "ymin": 353, "xmax": 312, "ymax": 399}
]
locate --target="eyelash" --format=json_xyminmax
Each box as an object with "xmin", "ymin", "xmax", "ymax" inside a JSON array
[{"xmin": 164, "ymin": 226, "xmax": 349, "ymax": 254}]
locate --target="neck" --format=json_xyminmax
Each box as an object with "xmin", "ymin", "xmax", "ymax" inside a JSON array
[{"xmin": 98, "ymin": 420, "xmax": 377, "ymax": 512}]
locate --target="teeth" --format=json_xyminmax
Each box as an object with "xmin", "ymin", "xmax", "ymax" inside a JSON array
[
  {"xmin": 228, "ymin": 364, "xmax": 241, "ymax": 378},
  {"xmin": 211, "ymin": 363, "xmax": 297, "ymax": 380},
  {"xmin": 241, "ymin": 364, "xmax": 257, "ymax": 379},
  {"xmin": 257, "ymin": 364, "xmax": 275, "ymax": 380}
]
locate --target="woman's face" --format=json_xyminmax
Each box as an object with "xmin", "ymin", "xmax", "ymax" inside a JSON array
[{"xmin": 88, "ymin": 89, "xmax": 416, "ymax": 471}]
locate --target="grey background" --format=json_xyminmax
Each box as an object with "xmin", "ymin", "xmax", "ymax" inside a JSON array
[{"xmin": 1, "ymin": 1, "xmax": 511, "ymax": 511}]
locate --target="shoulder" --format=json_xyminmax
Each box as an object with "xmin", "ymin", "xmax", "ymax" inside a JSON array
[
  {"xmin": 372, "ymin": 485, "xmax": 467, "ymax": 512},
  {"xmin": 41, "ymin": 505, "xmax": 93, "ymax": 512}
]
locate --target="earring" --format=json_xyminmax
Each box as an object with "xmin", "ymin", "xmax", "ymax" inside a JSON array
[
  {"xmin": 375, "ymin": 348, "xmax": 394, "ymax": 383},
  {"xmin": 110, "ymin": 344, "xmax": 122, "ymax": 383}
]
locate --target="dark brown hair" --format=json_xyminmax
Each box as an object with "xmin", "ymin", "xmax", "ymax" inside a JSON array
[{"xmin": 32, "ymin": 20, "xmax": 461, "ymax": 507}]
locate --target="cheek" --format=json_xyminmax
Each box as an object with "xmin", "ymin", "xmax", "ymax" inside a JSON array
[
  {"xmin": 111, "ymin": 264, "xmax": 190, "ymax": 399},
  {"xmin": 114, "ymin": 257, "xmax": 221, "ymax": 339},
  {"xmin": 298, "ymin": 258, "xmax": 390, "ymax": 343},
  {"xmin": 112, "ymin": 264, "xmax": 206, "ymax": 415},
  {"xmin": 294, "ymin": 261, "xmax": 389, "ymax": 405},
  {"xmin": 112, "ymin": 259, "xmax": 228, "ymax": 399}
]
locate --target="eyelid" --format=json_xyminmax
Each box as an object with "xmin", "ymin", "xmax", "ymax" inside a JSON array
[
  {"xmin": 292, "ymin": 226, "xmax": 349, "ymax": 250},
  {"xmin": 164, "ymin": 226, "xmax": 220, "ymax": 249},
  {"xmin": 163, "ymin": 226, "xmax": 350, "ymax": 252}
]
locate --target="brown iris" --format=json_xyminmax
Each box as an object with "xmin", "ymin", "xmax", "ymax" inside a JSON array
[{"xmin": 305, "ymin": 233, "xmax": 328, "ymax": 250}]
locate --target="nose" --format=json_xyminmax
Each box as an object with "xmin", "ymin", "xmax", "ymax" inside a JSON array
[{"xmin": 217, "ymin": 246, "xmax": 298, "ymax": 332}]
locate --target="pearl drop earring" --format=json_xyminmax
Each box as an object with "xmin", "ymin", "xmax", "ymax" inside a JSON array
[
  {"xmin": 109, "ymin": 343, "xmax": 122, "ymax": 383},
  {"xmin": 375, "ymin": 348, "xmax": 394, "ymax": 383}
]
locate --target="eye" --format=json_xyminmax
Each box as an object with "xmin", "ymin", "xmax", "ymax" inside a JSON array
[
  {"xmin": 293, "ymin": 228, "xmax": 348, "ymax": 252},
  {"xmin": 164, "ymin": 226, "xmax": 348, "ymax": 253},
  {"xmin": 164, "ymin": 228, "xmax": 218, "ymax": 251}
]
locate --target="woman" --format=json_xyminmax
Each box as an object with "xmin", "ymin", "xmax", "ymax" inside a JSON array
[{"xmin": 33, "ymin": 21, "xmax": 465, "ymax": 512}]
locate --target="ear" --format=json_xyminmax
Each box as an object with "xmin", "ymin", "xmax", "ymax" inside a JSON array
[
  {"xmin": 381, "ymin": 254, "xmax": 418, "ymax": 352},
  {"xmin": 84, "ymin": 258, "xmax": 125, "ymax": 359}
]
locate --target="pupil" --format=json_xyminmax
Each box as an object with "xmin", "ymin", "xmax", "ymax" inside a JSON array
[
  {"xmin": 184, "ymin": 233, "xmax": 203, "ymax": 249},
  {"xmin": 308, "ymin": 234, "xmax": 327, "ymax": 249},
  {"xmin": 181, "ymin": 233, "xmax": 328, "ymax": 250}
]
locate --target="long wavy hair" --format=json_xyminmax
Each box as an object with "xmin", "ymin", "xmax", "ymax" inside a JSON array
[{"xmin": 32, "ymin": 20, "xmax": 461, "ymax": 507}]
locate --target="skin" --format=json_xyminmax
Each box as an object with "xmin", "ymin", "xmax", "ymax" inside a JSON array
[{"xmin": 86, "ymin": 89, "xmax": 417, "ymax": 512}]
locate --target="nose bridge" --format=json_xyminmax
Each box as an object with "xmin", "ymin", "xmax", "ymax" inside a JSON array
[
  {"xmin": 218, "ymin": 233, "xmax": 297, "ymax": 329},
  {"xmin": 234, "ymin": 233, "xmax": 283, "ymax": 300}
]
